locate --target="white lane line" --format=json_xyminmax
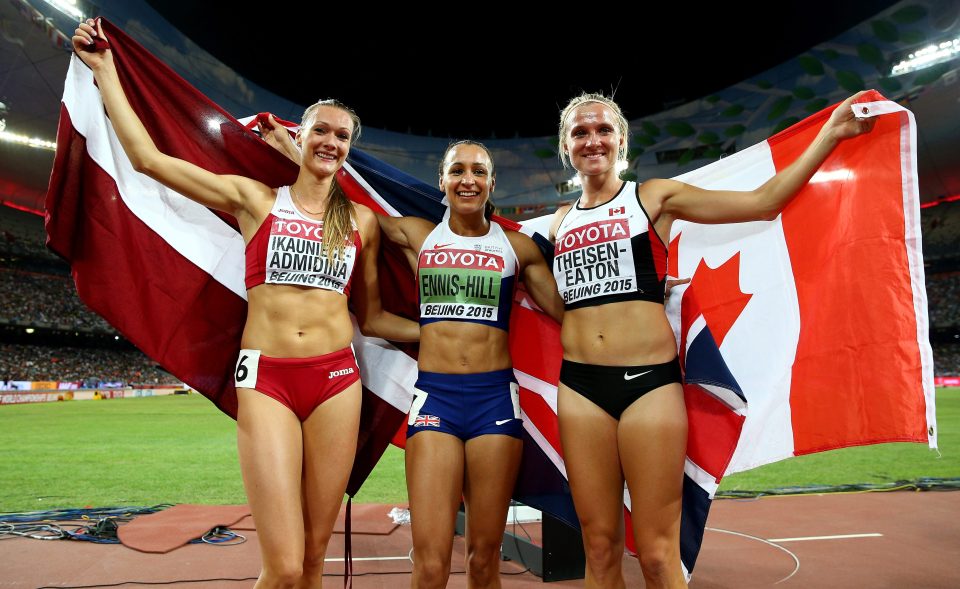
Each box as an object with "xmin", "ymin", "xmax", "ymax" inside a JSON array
[
  {"xmin": 706, "ymin": 527, "xmax": 800, "ymax": 584},
  {"xmin": 324, "ymin": 555, "xmax": 411, "ymax": 562},
  {"xmin": 768, "ymin": 533, "xmax": 883, "ymax": 542}
]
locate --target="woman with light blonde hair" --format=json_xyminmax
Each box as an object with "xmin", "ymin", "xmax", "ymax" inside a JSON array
[
  {"xmin": 550, "ymin": 91, "xmax": 874, "ymax": 588},
  {"xmin": 73, "ymin": 18, "xmax": 418, "ymax": 588}
]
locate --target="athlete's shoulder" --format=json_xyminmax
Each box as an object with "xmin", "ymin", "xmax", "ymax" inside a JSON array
[
  {"xmin": 350, "ymin": 203, "xmax": 379, "ymax": 240},
  {"xmin": 504, "ymin": 228, "xmax": 534, "ymax": 247},
  {"xmin": 504, "ymin": 230, "xmax": 546, "ymax": 266},
  {"xmin": 403, "ymin": 215, "xmax": 439, "ymax": 232},
  {"xmin": 637, "ymin": 177, "xmax": 683, "ymax": 201},
  {"xmin": 554, "ymin": 200, "xmax": 575, "ymax": 215},
  {"xmin": 549, "ymin": 201, "xmax": 577, "ymax": 241},
  {"xmin": 351, "ymin": 201, "xmax": 374, "ymax": 218},
  {"xmin": 239, "ymin": 178, "xmax": 278, "ymax": 208}
]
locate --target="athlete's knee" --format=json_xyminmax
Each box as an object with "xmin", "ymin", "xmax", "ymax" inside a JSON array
[
  {"xmin": 466, "ymin": 541, "xmax": 502, "ymax": 585},
  {"xmin": 302, "ymin": 545, "xmax": 328, "ymax": 577},
  {"xmin": 261, "ymin": 560, "xmax": 304, "ymax": 588},
  {"xmin": 413, "ymin": 550, "xmax": 451, "ymax": 589},
  {"xmin": 636, "ymin": 538, "xmax": 680, "ymax": 584},
  {"xmin": 581, "ymin": 527, "xmax": 623, "ymax": 574}
]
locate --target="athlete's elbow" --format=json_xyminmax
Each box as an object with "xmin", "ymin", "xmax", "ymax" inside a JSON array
[
  {"xmin": 757, "ymin": 206, "xmax": 781, "ymax": 221},
  {"xmin": 357, "ymin": 314, "xmax": 381, "ymax": 338},
  {"xmin": 752, "ymin": 186, "xmax": 790, "ymax": 221},
  {"xmin": 129, "ymin": 151, "xmax": 162, "ymax": 176},
  {"xmin": 128, "ymin": 154, "xmax": 149, "ymax": 174},
  {"xmin": 358, "ymin": 324, "xmax": 378, "ymax": 338}
]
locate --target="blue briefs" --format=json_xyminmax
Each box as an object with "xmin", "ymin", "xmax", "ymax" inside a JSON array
[{"xmin": 406, "ymin": 368, "xmax": 523, "ymax": 440}]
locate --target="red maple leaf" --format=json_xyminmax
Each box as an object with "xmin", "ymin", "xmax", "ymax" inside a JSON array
[{"xmin": 681, "ymin": 252, "xmax": 753, "ymax": 350}]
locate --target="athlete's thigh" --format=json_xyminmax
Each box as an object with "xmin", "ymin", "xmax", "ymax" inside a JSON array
[
  {"xmin": 462, "ymin": 434, "xmax": 523, "ymax": 544},
  {"xmin": 557, "ymin": 383, "xmax": 625, "ymax": 535},
  {"xmin": 300, "ymin": 380, "xmax": 362, "ymax": 549},
  {"xmin": 617, "ymin": 383, "xmax": 687, "ymax": 546},
  {"xmin": 236, "ymin": 387, "xmax": 306, "ymax": 559},
  {"xmin": 406, "ymin": 431, "xmax": 465, "ymax": 558}
]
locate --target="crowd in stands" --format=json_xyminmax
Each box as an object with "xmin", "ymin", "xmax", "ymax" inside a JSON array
[
  {"xmin": 933, "ymin": 343, "xmax": 960, "ymax": 377},
  {"xmin": 927, "ymin": 272, "xmax": 960, "ymax": 329},
  {"xmin": 0, "ymin": 206, "xmax": 61, "ymax": 264},
  {"xmin": 0, "ymin": 268, "xmax": 115, "ymax": 332},
  {"xmin": 0, "ymin": 344, "xmax": 175, "ymax": 386},
  {"xmin": 922, "ymin": 200, "xmax": 960, "ymax": 260},
  {"xmin": 2, "ymin": 203, "xmax": 959, "ymax": 379}
]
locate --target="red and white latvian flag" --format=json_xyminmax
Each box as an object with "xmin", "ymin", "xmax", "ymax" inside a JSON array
[
  {"xmin": 44, "ymin": 20, "xmax": 569, "ymax": 512},
  {"xmin": 44, "ymin": 20, "xmax": 420, "ymax": 495}
]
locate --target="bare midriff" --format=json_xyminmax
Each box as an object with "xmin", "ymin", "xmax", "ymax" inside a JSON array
[
  {"xmin": 418, "ymin": 322, "xmax": 511, "ymax": 374},
  {"xmin": 561, "ymin": 300, "xmax": 677, "ymax": 366},
  {"xmin": 241, "ymin": 284, "xmax": 354, "ymax": 357}
]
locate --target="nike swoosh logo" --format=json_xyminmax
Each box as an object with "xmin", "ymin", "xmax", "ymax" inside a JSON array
[
  {"xmin": 434, "ymin": 243, "xmax": 455, "ymax": 249},
  {"xmin": 495, "ymin": 419, "xmax": 513, "ymax": 426},
  {"xmin": 623, "ymin": 370, "xmax": 652, "ymax": 381}
]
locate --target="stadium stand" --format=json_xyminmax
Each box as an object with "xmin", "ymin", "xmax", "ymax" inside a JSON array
[
  {"xmin": 927, "ymin": 272, "xmax": 960, "ymax": 329},
  {"xmin": 1, "ymin": 201, "xmax": 958, "ymax": 382},
  {"xmin": 2, "ymin": 207, "xmax": 176, "ymax": 387},
  {"xmin": 921, "ymin": 200, "xmax": 960, "ymax": 261},
  {"xmin": 0, "ymin": 343, "xmax": 173, "ymax": 386},
  {"xmin": 933, "ymin": 342, "xmax": 960, "ymax": 377}
]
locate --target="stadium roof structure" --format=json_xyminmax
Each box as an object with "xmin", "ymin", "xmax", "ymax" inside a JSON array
[{"xmin": 0, "ymin": 0, "xmax": 958, "ymax": 213}]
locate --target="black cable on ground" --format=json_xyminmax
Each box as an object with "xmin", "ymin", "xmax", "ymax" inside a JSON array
[
  {"xmin": 501, "ymin": 500, "xmax": 534, "ymax": 576},
  {"xmin": 1, "ymin": 505, "xmax": 173, "ymax": 544}
]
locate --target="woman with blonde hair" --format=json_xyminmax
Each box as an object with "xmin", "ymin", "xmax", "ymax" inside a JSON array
[
  {"xmin": 73, "ymin": 19, "xmax": 418, "ymax": 588},
  {"xmin": 550, "ymin": 91, "xmax": 874, "ymax": 588}
]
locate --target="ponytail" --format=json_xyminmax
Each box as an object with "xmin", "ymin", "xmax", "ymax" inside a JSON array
[{"xmin": 321, "ymin": 180, "xmax": 355, "ymax": 261}]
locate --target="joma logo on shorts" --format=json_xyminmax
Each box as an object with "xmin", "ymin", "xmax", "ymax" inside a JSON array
[{"xmin": 328, "ymin": 368, "xmax": 355, "ymax": 379}]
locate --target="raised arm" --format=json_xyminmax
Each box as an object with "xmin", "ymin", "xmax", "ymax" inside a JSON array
[
  {"xmin": 644, "ymin": 91, "xmax": 877, "ymax": 225},
  {"xmin": 351, "ymin": 206, "xmax": 420, "ymax": 342},
  {"xmin": 508, "ymin": 231, "xmax": 564, "ymax": 324},
  {"xmin": 376, "ymin": 214, "xmax": 434, "ymax": 252},
  {"xmin": 375, "ymin": 214, "xmax": 434, "ymax": 275},
  {"xmin": 72, "ymin": 19, "xmax": 265, "ymax": 219}
]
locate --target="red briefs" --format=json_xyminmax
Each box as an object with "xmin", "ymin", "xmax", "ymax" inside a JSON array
[{"xmin": 234, "ymin": 347, "xmax": 360, "ymax": 421}]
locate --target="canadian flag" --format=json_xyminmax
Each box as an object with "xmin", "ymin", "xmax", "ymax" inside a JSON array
[
  {"xmin": 662, "ymin": 93, "xmax": 935, "ymax": 573},
  {"xmin": 517, "ymin": 91, "xmax": 935, "ymax": 575}
]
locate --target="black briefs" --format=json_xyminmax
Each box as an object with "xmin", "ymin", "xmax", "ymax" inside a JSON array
[{"xmin": 559, "ymin": 357, "xmax": 682, "ymax": 420}]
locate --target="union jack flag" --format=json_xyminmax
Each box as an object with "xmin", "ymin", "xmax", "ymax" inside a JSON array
[{"xmin": 412, "ymin": 414, "xmax": 440, "ymax": 428}]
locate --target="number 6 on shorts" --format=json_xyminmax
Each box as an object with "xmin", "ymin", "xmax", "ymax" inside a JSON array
[{"xmin": 235, "ymin": 349, "xmax": 261, "ymax": 389}]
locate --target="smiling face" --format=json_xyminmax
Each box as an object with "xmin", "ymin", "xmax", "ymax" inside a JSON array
[
  {"xmin": 439, "ymin": 143, "xmax": 495, "ymax": 218},
  {"xmin": 296, "ymin": 105, "xmax": 355, "ymax": 178},
  {"xmin": 561, "ymin": 102, "xmax": 625, "ymax": 177}
]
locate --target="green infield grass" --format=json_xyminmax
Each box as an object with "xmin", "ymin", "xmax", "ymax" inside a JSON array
[{"xmin": 0, "ymin": 388, "xmax": 956, "ymax": 513}]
